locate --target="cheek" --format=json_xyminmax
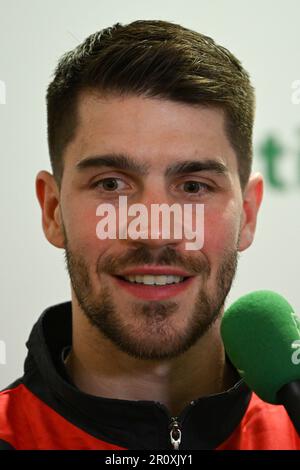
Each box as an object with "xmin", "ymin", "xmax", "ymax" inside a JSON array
[
  {"xmin": 62, "ymin": 200, "xmax": 112, "ymax": 257},
  {"xmin": 202, "ymin": 203, "xmax": 241, "ymax": 256}
]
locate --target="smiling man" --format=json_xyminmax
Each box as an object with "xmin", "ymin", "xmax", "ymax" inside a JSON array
[{"xmin": 1, "ymin": 19, "xmax": 299, "ymax": 451}]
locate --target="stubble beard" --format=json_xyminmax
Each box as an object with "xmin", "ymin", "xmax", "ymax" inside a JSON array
[{"xmin": 64, "ymin": 237, "xmax": 239, "ymax": 361}]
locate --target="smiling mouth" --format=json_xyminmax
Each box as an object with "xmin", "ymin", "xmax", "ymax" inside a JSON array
[{"xmin": 116, "ymin": 274, "xmax": 190, "ymax": 286}]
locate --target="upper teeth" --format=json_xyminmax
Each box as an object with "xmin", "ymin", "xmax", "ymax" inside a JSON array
[{"xmin": 123, "ymin": 275, "xmax": 184, "ymax": 285}]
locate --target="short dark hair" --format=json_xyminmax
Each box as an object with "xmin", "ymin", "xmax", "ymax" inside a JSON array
[{"xmin": 46, "ymin": 19, "xmax": 255, "ymax": 189}]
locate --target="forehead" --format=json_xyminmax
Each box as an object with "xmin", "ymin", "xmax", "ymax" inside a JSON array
[{"xmin": 64, "ymin": 91, "xmax": 238, "ymax": 173}]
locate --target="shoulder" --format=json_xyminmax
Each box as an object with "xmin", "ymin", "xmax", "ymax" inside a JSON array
[
  {"xmin": 218, "ymin": 392, "xmax": 300, "ymax": 450},
  {"xmin": 0, "ymin": 379, "xmax": 28, "ymax": 449}
]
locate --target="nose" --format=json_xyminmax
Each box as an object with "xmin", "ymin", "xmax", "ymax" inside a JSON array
[{"xmin": 119, "ymin": 186, "xmax": 185, "ymax": 249}]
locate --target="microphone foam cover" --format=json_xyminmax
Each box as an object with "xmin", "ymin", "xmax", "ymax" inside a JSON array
[{"xmin": 221, "ymin": 290, "xmax": 300, "ymax": 403}]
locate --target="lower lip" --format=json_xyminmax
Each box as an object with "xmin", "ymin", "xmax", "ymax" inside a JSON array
[{"xmin": 113, "ymin": 276, "xmax": 195, "ymax": 300}]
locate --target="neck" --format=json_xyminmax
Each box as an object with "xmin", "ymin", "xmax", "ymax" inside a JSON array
[{"xmin": 64, "ymin": 299, "xmax": 238, "ymax": 417}]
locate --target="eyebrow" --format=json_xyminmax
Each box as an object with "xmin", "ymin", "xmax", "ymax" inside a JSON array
[
  {"xmin": 75, "ymin": 154, "xmax": 150, "ymax": 175},
  {"xmin": 75, "ymin": 153, "xmax": 228, "ymax": 178},
  {"xmin": 165, "ymin": 159, "xmax": 229, "ymax": 177}
]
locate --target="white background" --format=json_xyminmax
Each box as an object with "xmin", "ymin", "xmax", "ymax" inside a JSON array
[{"xmin": 0, "ymin": 0, "xmax": 299, "ymax": 388}]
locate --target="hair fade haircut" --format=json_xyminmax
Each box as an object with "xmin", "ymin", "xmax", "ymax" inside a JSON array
[{"xmin": 46, "ymin": 19, "xmax": 255, "ymax": 189}]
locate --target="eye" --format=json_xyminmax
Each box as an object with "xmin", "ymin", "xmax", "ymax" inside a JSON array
[
  {"xmin": 182, "ymin": 181, "xmax": 210, "ymax": 194},
  {"xmin": 93, "ymin": 177, "xmax": 128, "ymax": 192}
]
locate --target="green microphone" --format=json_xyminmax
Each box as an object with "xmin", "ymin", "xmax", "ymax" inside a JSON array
[{"xmin": 221, "ymin": 290, "xmax": 300, "ymax": 435}]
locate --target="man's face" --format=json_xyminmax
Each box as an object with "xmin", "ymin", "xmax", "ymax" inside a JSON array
[{"xmin": 48, "ymin": 93, "xmax": 254, "ymax": 360}]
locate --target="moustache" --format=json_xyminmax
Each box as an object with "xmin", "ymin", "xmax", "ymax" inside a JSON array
[{"xmin": 98, "ymin": 245, "xmax": 210, "ymax": 277}]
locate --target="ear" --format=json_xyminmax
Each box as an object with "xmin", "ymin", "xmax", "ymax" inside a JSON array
[
  {"xmin": 35, "ymin": 171, "xmax": 65, "ymax": 249},
  {"xmin": 238, "ymin": 172, "xmax": 264, "ymax": 252}
]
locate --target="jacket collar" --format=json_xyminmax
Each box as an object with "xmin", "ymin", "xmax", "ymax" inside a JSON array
[{"xmin": 24, "ymin": 301, "xmax": 252, "ymax": 450}]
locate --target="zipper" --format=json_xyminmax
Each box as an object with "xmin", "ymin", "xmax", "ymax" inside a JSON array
[
  {"xmin": 169, "ymin": 416, "xmax": 182, "ymax": 450},
  {"xmin": 156, "ymin": 400, "xmax": 196, "ymax": 450}
]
